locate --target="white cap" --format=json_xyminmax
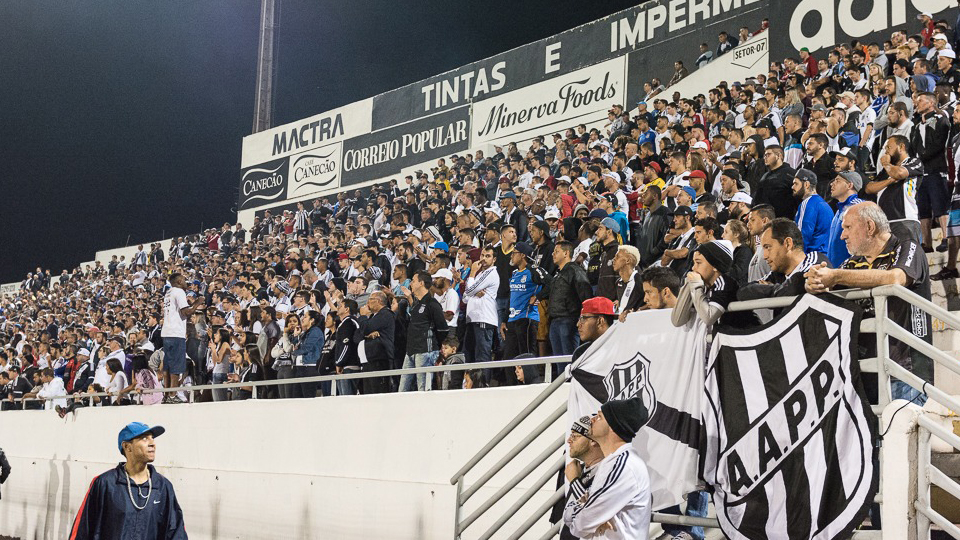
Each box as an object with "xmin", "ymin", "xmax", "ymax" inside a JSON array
[
  {"xmin": 78, "ymin": 348, "xmax": 91, "ymax": 357},
  {"xmin": 730, "ymin": 192, "xmax": 753, "ymax": 204},
  {"xmin": 941, "ymin": 49, "xmax": 957, "ymax": 59},
  {"xmin": 545, "ymin": 207, "xmax": 561, "ymax": 220},
  {"xmin": 432, "ymin": 268, "xmax": 454, "ymax": 282},
  {"xmin": 485, "ymin": 204, "xmax": 502, "ymax": 218},
  {"xmin": 917, "ymin": 11, "xmax": 932, "ymax": 19},
  {"xmin": 138, "ymin": 341, "xmax": 156, "ymax": 352},
  {"xmin": 353, "ymin": 237, "xmax": 368, "ymax": 247},
  {"xmin": 833, "ymin": 102, "xmax": 848, "ymax": 110},
  {"xmin": 933, "ymin": 33, "xmax": 948, "ymax": 42},
  {"xmin": 692, "ymin": 141, "xmax": 709, "ymax": 150}
]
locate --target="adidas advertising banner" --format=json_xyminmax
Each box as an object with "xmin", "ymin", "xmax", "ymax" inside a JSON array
[
  {"xmin": 703, "ymin": 294, "xmax": 877, "ymax": 540},
  {"xmin": 567, "ymin": 309, "xmax": 706, "ymax": 509},
  {"xmin": 768, "ymin": 1, "xmax": 959, "ymax": 57}
]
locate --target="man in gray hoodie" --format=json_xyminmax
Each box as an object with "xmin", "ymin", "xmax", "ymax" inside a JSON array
[{"xmin": 872, "ymin": 76, "xmax": 914, "ymax": 135}]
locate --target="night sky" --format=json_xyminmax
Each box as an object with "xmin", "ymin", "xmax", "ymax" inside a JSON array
[{"xmin": 0, "ymin": 0, "xmax": 641, "ymax": 283}]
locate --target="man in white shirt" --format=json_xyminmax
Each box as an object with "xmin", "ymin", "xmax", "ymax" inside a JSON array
[
  {"xmin": 564, "ymin": 397, "xmax": 652, "ymax": 539},
  {"xmin": 26, "ymin": 368, "xmax": 67, "ymax": 411},
  {"xmin": 160, "ymin": 273, "xmax": 205, "ymax": 403},
  {"xmin": 462, "ymin": 246, "xmax": 500, "ymax": 364},
  {"xmin": 94, "ymin": 335, "xmax": 126, "ymax": 389},
  {"xmin": 432, "ymin": 269, "xmax": 459, "ymax": 329}
]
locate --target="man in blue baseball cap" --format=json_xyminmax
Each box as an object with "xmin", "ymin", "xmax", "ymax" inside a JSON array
[{"xmin": 71, "ymin": 422, "xmax": 186, "ymax": 539}]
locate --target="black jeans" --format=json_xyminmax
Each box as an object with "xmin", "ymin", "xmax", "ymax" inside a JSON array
[{"xmin": 361, "ymin": 360, "xmax": 391, "ymax": 394}]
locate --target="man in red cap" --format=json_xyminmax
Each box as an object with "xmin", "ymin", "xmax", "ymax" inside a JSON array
[{"xmin": 572, "ymin": 297, "xmax": 615, "ymax": 363}]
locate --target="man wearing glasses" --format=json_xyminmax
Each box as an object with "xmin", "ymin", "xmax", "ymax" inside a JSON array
[{"xmin": 571, "ymin": 297, "xmax": 616, "ymax": 364}]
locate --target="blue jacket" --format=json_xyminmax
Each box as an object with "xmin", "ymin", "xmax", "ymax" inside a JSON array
[
  {"xmin": 795, "ymin": 194, "xmax": 833, "ymax": 254},
  {"xmin": 291, "ymin": 325, "xmax": 324, "ymax": 366},
  {"xmin": 71, "ymin": 464, "xmax": 186, "ymax": 540},
  {"xmin": 827, "ymin": 193, "xmax": 864, "ymax": 267}
]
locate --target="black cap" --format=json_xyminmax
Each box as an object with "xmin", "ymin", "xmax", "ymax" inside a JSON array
[
  {"xmin": 672, "ymin": 205, "xmax": 694, "ymax": 217},
  {"xmin": 600, "ymin": 397, "xmax": 649, "ymax": 442}
]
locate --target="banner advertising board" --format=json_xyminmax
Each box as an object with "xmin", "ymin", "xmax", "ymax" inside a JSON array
[
  {"xmin": 240, "ymin": 0, "xmax": 771, "ymax": 212},
  {"xmin": 371, "ymin": 0, "xmax": 769, "ymax": 130},
  {"xmin": 768, "ymin": 0, "xmax": 957, "ymax": 57},
  {"xmin": 340, "ymin": 107, "xmax": 470, "ymax": 187},
  {"xmin": 287, "ymin": 143, "xmax": 342, "ymax": 201},
  {"xmin": 471, "ymin": 57, "xmax": 625, "ymax": 145},
  {"xmin": 239, "ymin": 157, "xmax": 288, "ymax": 210},
  {"xmin": 241, "ymin": 99, "xmax": 372, "ymax": 169}
]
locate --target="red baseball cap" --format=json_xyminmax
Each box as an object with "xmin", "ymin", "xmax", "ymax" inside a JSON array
[
  {"xmin": 688, "ymin": 170, "xmax": 707, "ymax": 179},
  {"xmin": 581, "ymin": 297, "xmax": 615, "ymax": 316},
  {"xmin": 646, "ymin": 162, "xmax": 662, "ymax": 173}
]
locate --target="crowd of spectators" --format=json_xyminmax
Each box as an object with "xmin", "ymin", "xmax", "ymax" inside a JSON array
[{"xmin": 3, "ymin": 13, "xmax": 959, "ymax": 419}]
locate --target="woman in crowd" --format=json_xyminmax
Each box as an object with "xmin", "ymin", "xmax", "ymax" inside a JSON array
[
  {"xmin": 317, "ymin": 311, "xmax": 340, "ymax": 397},
  {"xmin": 118, "ymin": 354, "xmax": 162, "ymax": 405},
  {"xmin": 210, "ymin": 327, "xmax": 233, "ymax": 402},
  {"xmin": 723, "ymin": 219, "xmax": 753, "ymax": 286},
  {"xmin": 105, "ymin": 358, "xmax": 129, "ymax": 406},
  {"xmin": 271, "ymin": 313, "xmax": 299, "ymax": 398},
  {"xmin": 229, "ymin": 346, "xmax": 262, "ymax": 400},
  {"xmin": 290, "ymin": 310, "xmax": 323, "ymax": 399}
]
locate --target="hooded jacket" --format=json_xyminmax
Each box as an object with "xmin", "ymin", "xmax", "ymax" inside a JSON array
[
  {"xmin": 874, "ymin": 76, "xmax": 914, "ymax": 134},
  {"xmin": 70, "ymin": 464, "xmax": 186, "ymax": 540}
]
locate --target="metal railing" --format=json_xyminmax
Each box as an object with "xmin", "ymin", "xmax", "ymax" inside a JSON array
[
  {"xmin": 448, "ymin": 285, "xmax": 960, "ymax": 540},
  {"xmin": 11, "ymin": 355, "xmax": 570, "ymax": 406}
]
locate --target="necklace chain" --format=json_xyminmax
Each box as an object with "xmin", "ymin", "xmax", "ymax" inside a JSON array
[{"xmin": 125, "ymin": 469, "xmax": 153, "ymax": 511}]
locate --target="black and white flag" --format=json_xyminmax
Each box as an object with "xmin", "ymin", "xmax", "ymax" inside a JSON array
[
  {"xmin": 703, "ymin": 294, "xmax": 877, "ymax": 540},
  {"xmin": 568, "ymin": 309, "xmax": 706, "ymax": 509}
]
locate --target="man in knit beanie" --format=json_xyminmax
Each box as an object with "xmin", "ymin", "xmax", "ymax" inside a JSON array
[
  {"xmin": 563, "ymin": 397, "xmax": 652, "ymax": 539},
  {"xmin": 671, "ymin": 240, "xmax": 759, "ymax": 330}
]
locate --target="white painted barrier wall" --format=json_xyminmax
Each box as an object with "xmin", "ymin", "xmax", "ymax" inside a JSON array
[{"xmin": 0, "ymin": 384, "xmax": 568, "ymax": 540}]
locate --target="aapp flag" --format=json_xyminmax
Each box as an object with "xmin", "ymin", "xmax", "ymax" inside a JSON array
[
  {"xmin": 567, "ymin": 309, "xmax": 706, "ymax": 509},
  {"xmin": 703, "ymin": 294, "xmax": 877, "ymax": 540}
]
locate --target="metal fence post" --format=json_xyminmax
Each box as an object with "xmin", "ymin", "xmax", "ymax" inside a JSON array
[{"xmin": 916, "ymin": 425, "xmax": 931, "ymax": 539}]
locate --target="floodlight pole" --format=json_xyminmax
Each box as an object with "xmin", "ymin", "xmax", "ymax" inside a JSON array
[{"xmin": 252, "ymin": 0, "xmax": 280, "ymax": 133}]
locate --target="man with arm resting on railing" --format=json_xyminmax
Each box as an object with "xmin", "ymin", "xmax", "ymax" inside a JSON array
[
  {"xmin": 805, "ymin": 201, "xmax": 932, "ymax": 403},
  {"xmin": 563, "ymin": 397, "xmax": 651, "ymax": 540}
]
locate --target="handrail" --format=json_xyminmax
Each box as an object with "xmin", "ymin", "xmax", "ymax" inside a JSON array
[
  {"xmin": 476, "ymin": 456, "xmax": 565, "ymax": 540},
  {"xmin": 449, "ymin": 374, "xmax": 567, "ymax": 484},
  {"xmin": 459, "ymin": 404, "xmax": 567, "ymax": 504},
  {"xmin": 459, "ymin": 435, "xmax": 565, "ymax": 532},
  {"xmin": 15, "ymin": 355, "xmax": 570, "ymax": 404}
]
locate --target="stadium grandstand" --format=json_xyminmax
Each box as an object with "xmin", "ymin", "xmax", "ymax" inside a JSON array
[{"xmin": 8, "ymin": 1, "xmax": 960, "ymax": 539}]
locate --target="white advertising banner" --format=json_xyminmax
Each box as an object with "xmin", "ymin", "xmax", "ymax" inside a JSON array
[
  {"xmin": 241, "ymin": 98, "xmax": 372, "ymax": 168},
  {"xmin": 287, "ymin": 142, "xmax": 343, "ymax": 200},
  {"xmin": 567, "ymin": 309, "xmax": 706, "ymax": 510},
  {"xmin": 471, "ymin": 56, "xmax": 625, "ymax": 146}
]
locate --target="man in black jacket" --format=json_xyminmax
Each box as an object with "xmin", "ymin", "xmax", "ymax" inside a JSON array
[
  {"xmin": 400, "ymin": 271, "xmax": 449, "ymax": 392},
  {"xmin": 910, "ymin": 92, "xmax": 951, "ymax": 251},
  {"xmin": 547, "ymin": 242, "xmax": 593, "ymax": 356},
  {"xmin": 635, "ymin": 185, "xmax": 671, "ymax": 267},
  {"xmin": 753, "ymin": 145, "xmax": 798, "ymax": 218},
  {"xmin": 360, "ymin": 291, "xmax": 395, "ymax": 394},
  {"xmin": 595, "ymin": 218, "xmax": 622, "ymax": 301},
  {"xmin": 5, "ymin": 367, "xmax": 32, "ymax": 411}
]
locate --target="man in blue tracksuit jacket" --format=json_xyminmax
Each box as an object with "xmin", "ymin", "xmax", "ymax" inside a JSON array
[
  {"xmin": 793, "ymin": 169, "xmax": 833, "ymax": 254},
  {"xmin": 71, "ymin": 422, "xmax": 186, "ymax": 539}
]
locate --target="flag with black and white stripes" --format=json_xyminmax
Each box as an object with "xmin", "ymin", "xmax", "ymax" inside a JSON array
[
  {"xmin": 703, "ymin": 293, "xmax": 877, "ymax": 540},
  {"xmin": 568, "ymin": 308, "xmax": 707, "ymax": 510}
]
